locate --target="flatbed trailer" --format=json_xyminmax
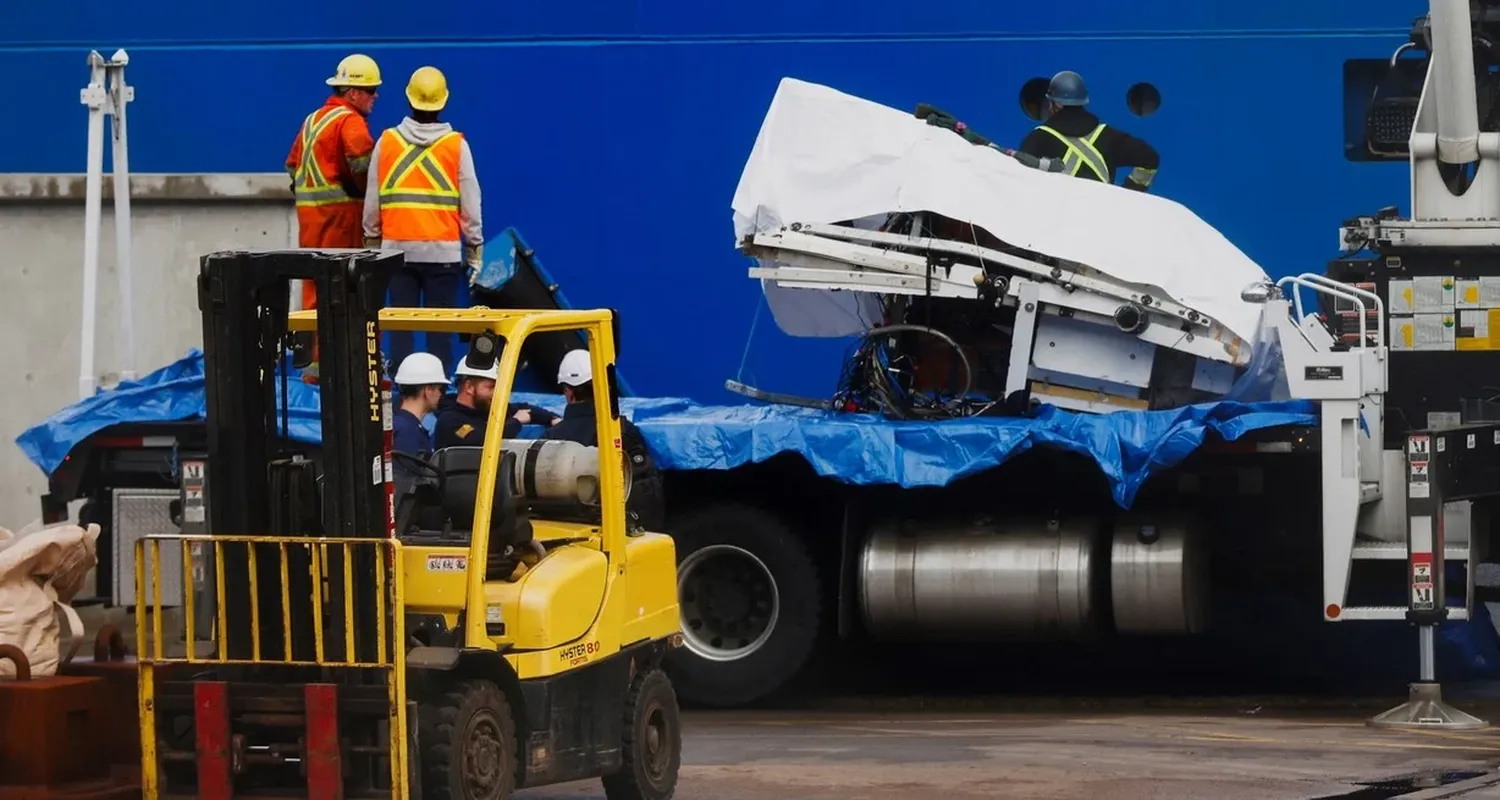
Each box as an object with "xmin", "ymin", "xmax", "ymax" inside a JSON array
[{"xmin": 25, "ymin": 315, "xmax": 1491, "ymax": 708}]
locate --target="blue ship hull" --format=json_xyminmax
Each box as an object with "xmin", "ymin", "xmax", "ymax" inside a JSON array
[
  {"xmin": 16, "ymin": 1, "xmax": 1500, "ymax": 692},
  {"xmin": 1, "ymin": 0, "xmax": 1425, "ymax": 401}
]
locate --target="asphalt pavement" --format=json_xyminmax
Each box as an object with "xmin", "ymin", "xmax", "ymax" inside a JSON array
[{"xmin": 516, "ymin": 710, "xmax": 1500, "ymax": 800}]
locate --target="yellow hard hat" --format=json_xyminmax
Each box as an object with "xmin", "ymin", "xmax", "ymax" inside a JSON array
[
  {"xmin": 406, "ymin": 66, "xmax": 449, "ymax": 112},
  {"xmin": 326, "ymin": 54, "xmax": 382, "ymax": 88}
]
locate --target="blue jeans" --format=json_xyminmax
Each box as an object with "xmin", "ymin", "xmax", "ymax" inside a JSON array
[{"xmin": 387, "ymin": 261, "xmax": 463, "ymax": 372}]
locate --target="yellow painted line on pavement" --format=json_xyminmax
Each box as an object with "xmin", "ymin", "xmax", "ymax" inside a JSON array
[
  {"xmin": 1178, "ymin": 732, "xmax": 1284, "ymax": 743},
  {"xmin": 1400, "ymin": 728, "xmax": 1500, "ymax": 745}
]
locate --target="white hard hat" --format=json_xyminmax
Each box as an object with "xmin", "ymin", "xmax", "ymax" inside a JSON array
[
  {"xmin": 393, "ymin": 352, "xmax": 451, "ymax": 386},
  {"xmin": 557, "ymin": 349, "xmax": 592, "ymax": 387},
  {"xmin": 454, "ymin": 355, "xmax": 499, "ymax": 381}
]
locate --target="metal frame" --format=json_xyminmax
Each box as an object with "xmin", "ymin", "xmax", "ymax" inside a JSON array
[
  {"xmin": 1406, "ymin": 0, "xmax": 1500, "ymax": 224},
  {"xmin": 135, "ymin": 533, "xmax": 410, "ymax": 797},
  {"xmin": 744, "ymin": 220, "xmax": 1252, "ymax": 413},
  {"xmin": 79, "ymin": 49, "xmax": 136, "ymax": 398},
  {"xmin": 745, "ymin": 222, "xmax": 1238, "ymax": 353},
  {"xmin": 749, "ymin": 219, "xmax": 1418, "ymax": 618},
  {"xmin": 1367, "ymin": 424, "xmax": 1498, "ymax": 730},
  {"xmin": 289, "ymin": 305, "xmax": 633, "ymax": 652},
  {"xmin": 1254, "ymin": 275, "xmax": 1397, "ymax": 622}
]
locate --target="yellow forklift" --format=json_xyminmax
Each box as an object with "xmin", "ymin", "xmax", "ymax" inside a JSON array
[{"xmin": 132, "ymin": 249, "xmax": 684, "ymax": 799}]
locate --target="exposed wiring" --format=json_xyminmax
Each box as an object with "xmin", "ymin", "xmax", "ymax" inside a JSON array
[{"xmin": 833, "ymin": 324, "xmax": 975, "ymax": 420}]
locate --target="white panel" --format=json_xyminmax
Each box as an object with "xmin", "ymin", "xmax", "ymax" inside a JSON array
[{"xmin": 1030, "ymin": 314, "xmax": 1155, "ymax": 389}]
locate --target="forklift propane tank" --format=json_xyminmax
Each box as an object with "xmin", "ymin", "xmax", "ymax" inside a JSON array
[{"xmin": 498, "ymin": 439, "xmax": 633, "ymax": 506}]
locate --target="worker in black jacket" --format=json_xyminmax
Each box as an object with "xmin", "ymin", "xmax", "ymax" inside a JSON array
[
  {"xmin": 1017, "ymin": 71, "xmax": 1159, "ymax": 192},
  {"xmin": 541, "ymin": 349, "xmax": 665, "ymax": 531},
  {"xmin": 433, "ymin": 355, "xmax": 559, "ymax": 450}
]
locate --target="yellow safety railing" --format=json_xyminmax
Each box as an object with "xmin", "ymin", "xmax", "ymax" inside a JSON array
[
  {"xmin": 135, "ymin": 533, "xmax": 410, "ymax": 798},
  {"xmin": 134, "ymin": 533, "xmax": 405, "ymax": 667}
]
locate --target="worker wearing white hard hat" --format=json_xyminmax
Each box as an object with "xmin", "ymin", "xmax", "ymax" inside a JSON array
[
  {"xmin": 391, "ymin": 352, "xmax": 449, "ymax": 456},
  {"xmin": 432, "ymin": 354, "xmax": 560, "ymax": 450},
  {"xmin": 540, "ymin": 349, "xmax": 666, "ymax": 530}
]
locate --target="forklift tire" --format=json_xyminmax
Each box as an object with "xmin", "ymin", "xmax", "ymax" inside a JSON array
[
  {"xmin": 602, "ymin": 667, "xmax": 681, "ymax": 800},
  {"xmin": 418, "ymin": 679, "xmax": 518, "ymax": 800},
  {"xmin": 666, "ymin": 503, "xmax": 822, "ymax": 707}
]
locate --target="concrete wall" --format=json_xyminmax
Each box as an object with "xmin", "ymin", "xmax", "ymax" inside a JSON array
[{"xmin": 0, "ymin": 173, "xmax": 293, "ymax": 527}]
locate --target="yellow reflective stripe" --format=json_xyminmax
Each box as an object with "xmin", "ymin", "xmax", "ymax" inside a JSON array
[
  {"xmin": 294, "ymin": 107, "xmax": 354, "ymax": 206},
  {"xmin": 297, "ymin": 195, "xmax": 358, "ymax": 208},
  {"xmin": 380, "ymin": 195, "xmax": 461, "ymax": 208},
  {"xmin": 379, "ymin": 132, "xmax": 461, "ymax": 199},
  {"xmin": 417, "ymin": 158, "xmax": 454, "ymax": 193},
  {"xmin": 1036, "ymin": 124, "xmax": 1109, "ymax": 181},
  {"xmin": 1128, "ymin": 167, "xmax": 1157, "ymax": 186},
  {"xmin": 296, "ymin": 108, "xmax": 351, "ymax": 188}
]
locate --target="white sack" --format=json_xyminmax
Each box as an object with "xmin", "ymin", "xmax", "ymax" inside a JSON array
[
  {"xmin": 731, "ymin": 77, "xmax": 1270, "ymax": 344},
  {"xmin": 0, "ymin": 522, "xmax": 99, "ymax": 679}
]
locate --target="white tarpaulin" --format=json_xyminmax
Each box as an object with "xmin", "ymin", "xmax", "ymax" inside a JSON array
[{"xmin": 731, "ymin": 77, "xmax": 1270, "ymax": 344}]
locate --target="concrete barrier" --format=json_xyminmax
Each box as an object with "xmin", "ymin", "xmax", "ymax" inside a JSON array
[{"xmin": 0, "ymin": 172, "xmax": 294, "ymax": 526}]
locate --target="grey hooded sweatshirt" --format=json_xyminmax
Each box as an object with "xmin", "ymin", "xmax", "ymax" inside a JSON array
[{"xmin": 363, "ymin": 116, "xmax": 483, "ymax": 265}]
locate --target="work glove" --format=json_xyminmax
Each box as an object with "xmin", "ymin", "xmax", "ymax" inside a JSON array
[
  {"xmin": 363, "ymin": 237, "xmax": 380, "ymax": 250},
  {"xmin": 464, "ymin": 244, "xmax": 483, "ymax": 286}
]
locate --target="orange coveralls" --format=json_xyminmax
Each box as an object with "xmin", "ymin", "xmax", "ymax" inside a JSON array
[{"xmin": 284, "ymin": 96, "xmax": 374, "ymax": 309}]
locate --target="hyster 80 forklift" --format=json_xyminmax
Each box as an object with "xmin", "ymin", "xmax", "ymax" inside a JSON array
[{"xmin": 132, "ymin": 249, "xmax": 684, "ymax": 799}]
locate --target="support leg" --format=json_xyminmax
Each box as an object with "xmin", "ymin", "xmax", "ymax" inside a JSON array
[
  {"xmin": 1368, "ymin": 625, "xmax": 1488, "ymax": 730},
  {"xmin": 79, "ymin": 53, "xmax": 108, "ymax": 400},
  {"xmin": 108, "ymin": 54, "xmax": 137, "ymax": 382}
]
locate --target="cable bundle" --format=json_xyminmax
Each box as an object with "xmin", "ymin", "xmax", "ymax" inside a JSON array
[{"xmin": 832, "ymin": 324, "xmax": 975, "ymax": 420}]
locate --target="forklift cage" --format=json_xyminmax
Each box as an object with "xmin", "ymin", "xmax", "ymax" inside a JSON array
[
  {"xmin": 286, "ymin": 306, "xmax": 630, "ymax": 651},
  {"xmin": 134, "ymin": 533, "xmax": 410, "ymax": 798}
]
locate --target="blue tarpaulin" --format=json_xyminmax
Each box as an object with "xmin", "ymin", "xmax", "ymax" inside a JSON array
[{"xmin": 16, "ymin": 349, "xmax": 1318, "ymax": 508}]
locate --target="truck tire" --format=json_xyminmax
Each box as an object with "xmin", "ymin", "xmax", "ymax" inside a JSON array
[
  {"xmin": 666, "ymin": 503, "xmax": 821, "ymax": 707},
  {"xmin": 602, "ymin": 667, "xmax": 681, "ymax": 800},
  {"xmin": 418, "ymin": 679, "xmax": 518, "ymax": 800}
]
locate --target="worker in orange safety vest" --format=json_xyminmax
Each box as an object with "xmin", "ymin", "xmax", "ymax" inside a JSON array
[
  {"xmin": 285, "ymin": 53, "xmax": 381, "ymax": 311},
  {"xmin": 363, "ymin": 66, "xmax": 483, "ymax": 374}
]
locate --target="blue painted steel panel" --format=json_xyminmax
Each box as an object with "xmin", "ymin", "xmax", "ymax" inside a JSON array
[{"xmin": 0, "ymin": 2, "xmax": 1425, "ymax": 404}]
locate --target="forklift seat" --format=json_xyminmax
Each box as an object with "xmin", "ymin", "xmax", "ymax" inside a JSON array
[{"xmin": 426, "ymin": 446, "xmax": 533, "ymax": 560}]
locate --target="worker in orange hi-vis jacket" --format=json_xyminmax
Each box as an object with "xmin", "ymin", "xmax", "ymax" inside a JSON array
[
  {"xmin": 284, "ymin": 54, "xmax": 380, "ymax": 381},
  {"xmin": 285, "ymin": 54, "xmax": 381, "ymax": 311}
]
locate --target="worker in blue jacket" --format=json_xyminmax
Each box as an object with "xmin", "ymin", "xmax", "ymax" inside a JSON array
[
  {"xmin": 390, "ymin": 352, "xmax": 449, "ymax": 489},
  {"xmin": 542, "ymin": 349, "xmax": 665, "ymax": 530},
  {"xmin": 433, "ymin": 355, "xmax": 560, "ymax": 450},
  {"xmin": 391, "ymin": 352, "xmax": 448, "ymax": 454}
]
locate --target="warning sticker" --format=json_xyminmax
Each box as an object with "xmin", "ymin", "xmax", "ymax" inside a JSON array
[
  {"xmin": 1409, "ymin": 462, "xmax": 1430, "ymax": 498},
  {"xmin": 1409, "ymin": 434, "xmax": 1431, "ymax": 463},
  {"xmin": 427, "ymin": 555, "xmax": 467, "ymax": 573},
  {"xmin": 1411, "ymin": 552, "xmax": 1436, "ymax": 611}
]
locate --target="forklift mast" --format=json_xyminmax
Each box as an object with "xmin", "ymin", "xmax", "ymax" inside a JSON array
[{"xmin": 197, "ymin": 248, "xmax": 400, "ymax": 661}]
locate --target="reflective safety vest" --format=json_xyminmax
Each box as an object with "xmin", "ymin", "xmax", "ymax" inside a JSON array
[
  {"xmin": 375, "ymin": 128, "xmax": 463, "ymax": 242},
  {"xmin": 292, "ymin": 105, "xmax": 357, "ymax": 208},
  {"xmin": 1035, "ymin": 124, "xmax": 1109, "ymax": 182}
]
